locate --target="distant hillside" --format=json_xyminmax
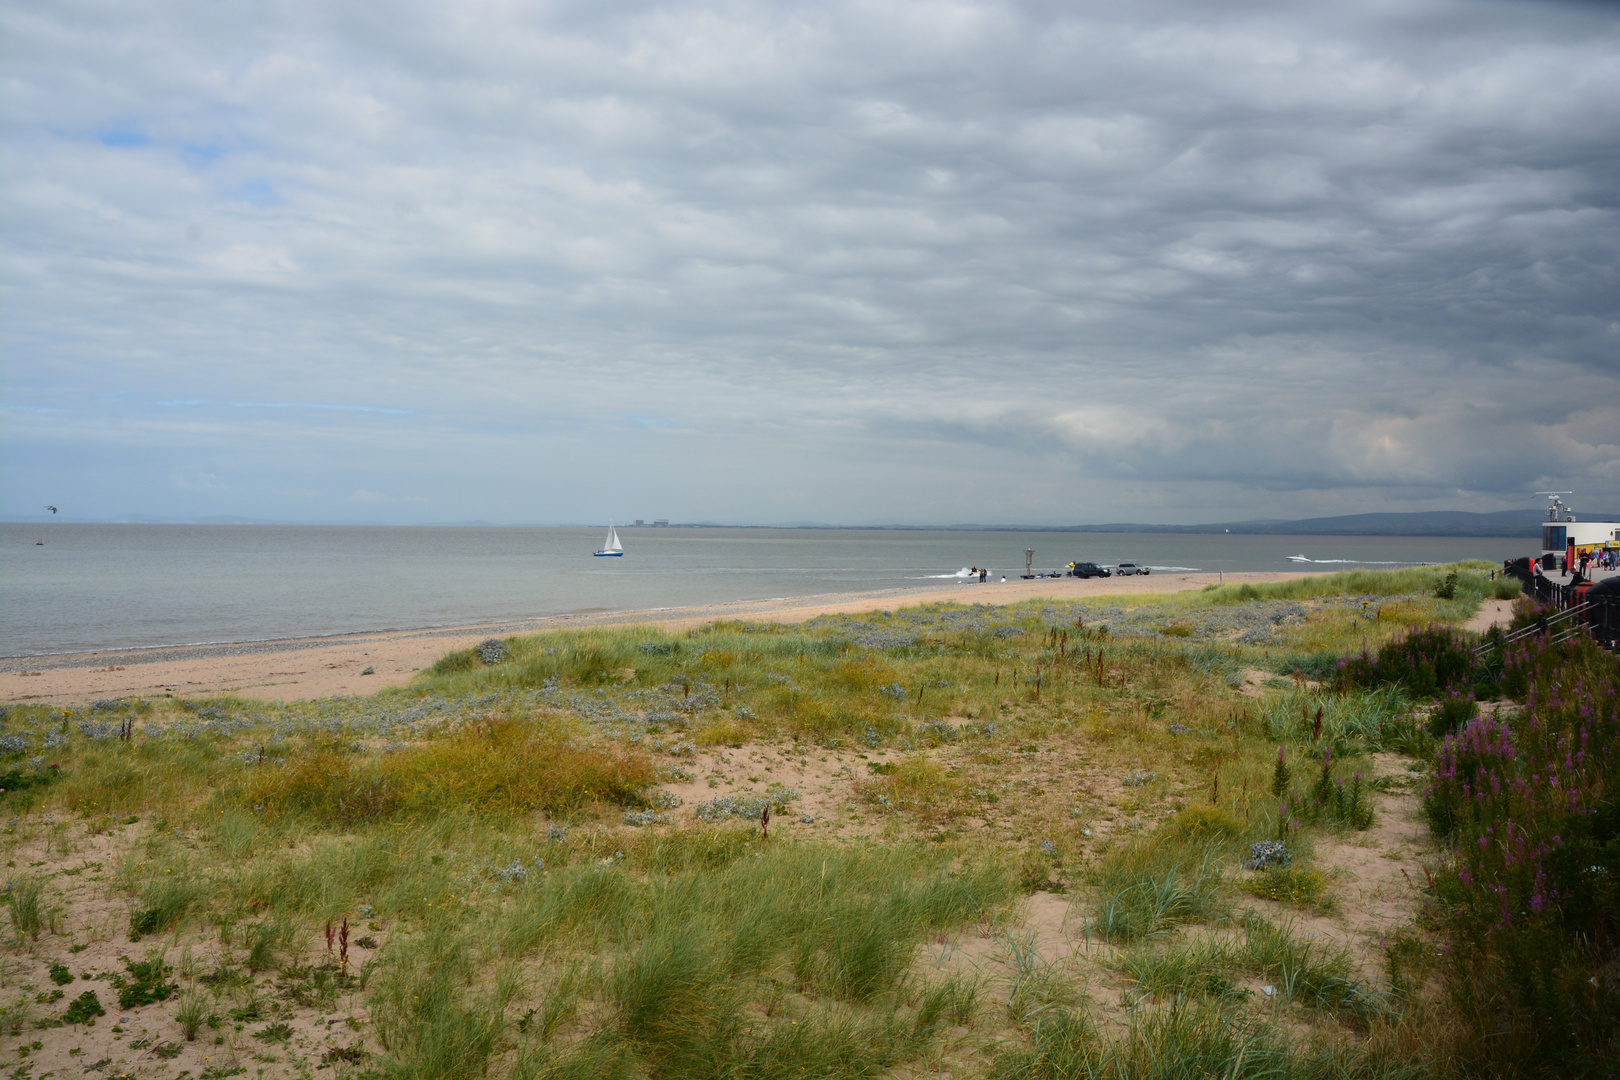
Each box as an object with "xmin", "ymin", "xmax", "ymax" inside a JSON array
[{"xmin": 1061, "ymin": 509, "xmax": 1583, "ymax": 538}]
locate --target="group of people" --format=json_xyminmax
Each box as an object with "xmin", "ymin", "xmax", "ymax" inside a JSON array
[
  {"xmin": 1578, "ymin": 548, "xmax": 1619, "ymax": 574},
  {"xmin": 1549, "ymin": 548, "xmax": 1619, "ymax": 577},
  {"xmin": 968, "ymin": 566, "xmax": 990, "ymax": 582}
]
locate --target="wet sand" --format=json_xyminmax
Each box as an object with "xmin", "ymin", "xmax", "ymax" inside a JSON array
[{"xmin": 1, "ymin": 571, "xmax": 1318, "ymax": 706}]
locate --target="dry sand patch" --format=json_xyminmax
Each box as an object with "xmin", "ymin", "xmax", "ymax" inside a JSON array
[{"xmin": 1462, "ymin": 598, "xmax": 1514, "ymax": 634}]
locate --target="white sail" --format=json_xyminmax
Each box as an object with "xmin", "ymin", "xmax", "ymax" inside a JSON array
[{"xmin": 594, "ymin": 522, "xmax": 625, "ymax": 555}]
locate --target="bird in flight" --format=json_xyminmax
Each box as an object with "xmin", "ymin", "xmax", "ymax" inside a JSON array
[{"xmin": 45, "ymin": 505, "xmax": 57, "ymax": 514}]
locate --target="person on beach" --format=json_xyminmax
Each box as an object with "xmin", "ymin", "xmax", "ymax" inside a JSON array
[{"xmin": 980, "ymin": 568, "xmax": 988, "ymax": 582}]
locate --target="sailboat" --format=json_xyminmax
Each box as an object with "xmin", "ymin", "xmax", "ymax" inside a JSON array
[{"xmin": 594, "ymin": 523, "xmax": 624, "ymax": 557}]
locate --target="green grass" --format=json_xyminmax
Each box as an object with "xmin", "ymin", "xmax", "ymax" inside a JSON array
[
  {"xmin": 4, "ymin": 874, "xmax": 47, "ymax": 940},
  {"xmin": 1087, "ymin": 838, "xmax": 1230, "ymax": 943},
  {"xmin": 1114, "ymin": 916, "xmax": 1376, "ymax": 1021},
  {"xmin": 0, "ymin": 565, "xmax": 1504, "ymax": 1079},
  {"xmin": 130, "ymin": 868, "xmax": 202, "ymax": 937},
  {"xmin": 1245, "ymin": 864, "xmax": 1336, "ymax": 913},
  {"xmin": 370, "ymin": 923, "xmax": 513, "ymax": 1080},
  {"xmin": 1239, "ymin": 917, "xmax": 1383, "ymax": 1021},
  {"xmin": 1199, "ymin": 562, "xmax": 1496, "ymax": 606}
]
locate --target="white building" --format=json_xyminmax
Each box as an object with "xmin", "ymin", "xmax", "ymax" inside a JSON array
[{"xmin": 1538, "ymin": 495, "xmax": 1620, "ymax": 559}]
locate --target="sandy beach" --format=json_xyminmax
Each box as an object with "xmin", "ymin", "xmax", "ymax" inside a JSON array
[{"xmin": 1, "ymin": 571, "xmax": 1317, "ymax": 706}]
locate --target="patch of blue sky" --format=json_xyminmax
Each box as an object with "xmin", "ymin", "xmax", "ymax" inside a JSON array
[
  {"xmin": 235, "ymin": 179, "xmax": 280, "ymax": 205},
  {"xmin": 182, "ymin": 143, "xmax": 223, "ymax": 168},
  {"xmin": 156, "ymin": 399, "xmax": 208, "ymax": 407},
  {"xmin": 229, "ymin": 402, "xmax": 415, "ymax": 416},
  {"xmin": 622, "ymin": 414, "xmax": 669, "ymax": 427},
  {"xmin": 2, "ymin": 404, "xmax": 72, "ymax": 414},
  {"xmin": 97, "ymin": 131, "xmax": 149, "ymax": 147}
]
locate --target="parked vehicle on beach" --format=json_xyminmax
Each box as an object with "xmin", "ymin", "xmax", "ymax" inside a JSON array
[
  {"xmin": 1116, "ymin": 563, "xmax": 1149, "ymax": 576},
  {"xmin": 1068, "ymin": 561, "xmax": 1111, "ymax": 579}
]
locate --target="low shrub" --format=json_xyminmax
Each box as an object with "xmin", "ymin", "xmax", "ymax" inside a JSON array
[
  {"xmin": 1282, "ymin": 748, "xmax": 1374, "ymax": 831},
  {"xmin": 111, "ymin": 953, "xmax": 176, "ymax": 1009},
  {"xmin": 1426, "ymin": 691, "xmax": 1478, "ymax": 739},
  {"xmin": 1275, "ymin": 649, "xmax": 1342, "ymax": 682},
  {"xmin": 1338, "ymin": 623, "xmax": 1476, "ymax": 698},
  {"xmin": 1425, "ymin": 631, "xmax": 1620, "ymax": 1073},
  {"xmin": 0, "ymin": 762, "xmax": 62, "ymax": 807},
  {"xmin": 61, "ymin": 991, "xmax": 104, "ymax": 1025},
  {"xmin": 1161, "ymin": 805, "xmax": 1245, "ymax": 841},
  {"xmin": 1245, "ymin": 864, "xmax": 1335, "ymax": 911},
  {"xmin": 856, "ymin": 753, "xmax": 957, "ymax": 812},
  {"xmin": 238, "ymin": 717, "xmax": 657, "ymax": 825},
  {"xmin": 1434, "ymin": 571, "xmax": 1459, "ymax": 600}
]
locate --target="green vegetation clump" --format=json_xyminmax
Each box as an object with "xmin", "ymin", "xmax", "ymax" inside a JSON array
[
  {"xmin": 1338, "ymin": 623, "xmax": 1476, "ymax": 698},
  {"xmin": 0, "ymin": 562, "xmax": 1555, "ymax": 1078},
  {"xmin": 1426, "ymin": 691, "xmax": 1478, "ymax": 738},
  {"xmin": 61, "ymin": 990, "xmax": 104, "ymax": 1025},
  {"xmin": 1087, "ymin": 838, "xmax": 1228, "ymax": 942},
  {"xmin": 5, "ymin": 875, "xmax": 47, "ymax": 940},
  {"xmin": 234, "ymin": 716, "xmax": 657, "ymax": 825},
  {"xmin": 111, "ymin": 953, "xmax": 177, "ymax": 1009},
  {"xmin": 1425, "ymin": 631, "xmax": 1620, "ymax": 1074},
  {"xmin": 1245, "ymin": 864, "xmax": 1335, "ymax": 911},
  {"xmin": 1201, "ymin": 562, "xmax": 1495, "ymax": 606},
  {"xmin": 129, "ymin": 871, "xmax": 201, "ymax": 938}
]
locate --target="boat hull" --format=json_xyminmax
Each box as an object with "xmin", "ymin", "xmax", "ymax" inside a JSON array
[{"xmin": 593, "ymin": 551, "xmax": 624, "ymax": 557}]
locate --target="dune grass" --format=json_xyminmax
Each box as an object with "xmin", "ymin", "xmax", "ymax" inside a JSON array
[
  {"xmin": 1199, "ymin": 562, "xmax": 1498, "ymax": 605},
  {"xmin": 0, "ymin": 562, "xmax": 1531, "ymax": 1078}
]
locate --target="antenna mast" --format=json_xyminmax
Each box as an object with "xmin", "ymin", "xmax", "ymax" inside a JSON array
[{"xmin": 1536, "ymin": 492, "xmax": 1575, "ymax": 522}]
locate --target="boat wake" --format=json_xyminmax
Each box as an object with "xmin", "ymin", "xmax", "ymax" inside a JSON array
[
  {"xmin": 1288, "ymin": 556, "xmax": 1420, "ymax": 565},
  {"xmin": 921, "ymin": 567, "xmax": 978, "ymax": 579}
]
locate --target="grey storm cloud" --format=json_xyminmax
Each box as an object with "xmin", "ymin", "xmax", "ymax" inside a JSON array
[{"xmin": 2, "ymin": 0, "xmax": 1617, "ymax": 524}]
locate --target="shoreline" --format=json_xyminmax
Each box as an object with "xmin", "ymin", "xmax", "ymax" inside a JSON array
[{"xmin": 2, "ymin": 571, "xmax": 1319, "ymax": 706}]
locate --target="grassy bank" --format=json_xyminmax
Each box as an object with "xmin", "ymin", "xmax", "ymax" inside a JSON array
[{"xmin": 0, "ymin": 561, "xmax": 1604, "ymax": 1079}]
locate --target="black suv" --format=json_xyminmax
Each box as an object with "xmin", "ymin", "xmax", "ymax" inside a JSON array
[{"xmin": 1069, "ymin": 561, "xmax": 1111, "ymax": 579}]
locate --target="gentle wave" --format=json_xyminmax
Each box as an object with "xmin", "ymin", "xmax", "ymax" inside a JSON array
[{"xmin": 1287, "ymin": 556, "xmax": 1426, "ymax": 565}]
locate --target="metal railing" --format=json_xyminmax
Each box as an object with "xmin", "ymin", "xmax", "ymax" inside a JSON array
[
  {"xmin": 1474, "ymin": 603, "xmax": 1589, "ymax": 658},
  {"xmin": 1494, "ymin": 574, "xmax": 1620, "ymax": 654}
]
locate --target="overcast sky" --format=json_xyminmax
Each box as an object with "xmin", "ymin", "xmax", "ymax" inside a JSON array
[{"xmin": 3, "ymin": 0, "xmax": 1617, "ymax": 526}]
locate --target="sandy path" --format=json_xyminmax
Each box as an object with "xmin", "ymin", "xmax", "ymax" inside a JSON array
[
  {"xmin": 1, "ymin": 571, "xmax": 1317, "ymax": 706},
  {"xmin": 1462, "ymin": 599, "xmax": 1515, "ymax": 634}
]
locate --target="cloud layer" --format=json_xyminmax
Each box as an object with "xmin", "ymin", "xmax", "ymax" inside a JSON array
[{"xmin": 4, "ymin": 0, "xmax": 1617, "ymax": 524}]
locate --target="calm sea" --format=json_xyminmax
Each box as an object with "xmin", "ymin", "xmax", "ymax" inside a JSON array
[{"xmin": 0, "ymin": 524, "xmax": 1535, "ymax": 657}]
